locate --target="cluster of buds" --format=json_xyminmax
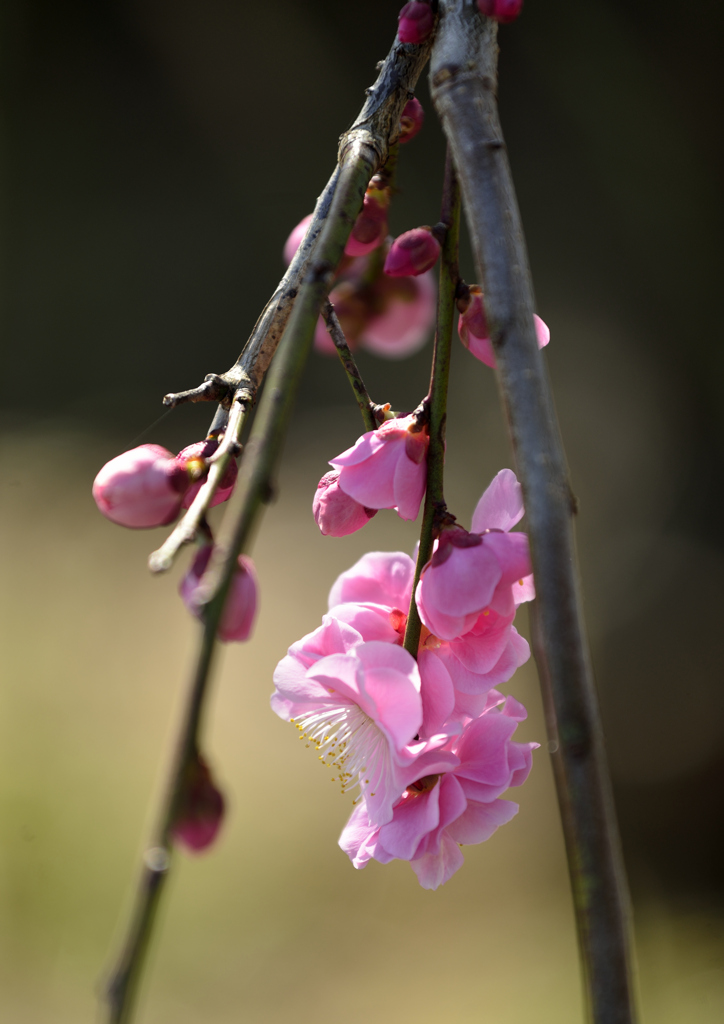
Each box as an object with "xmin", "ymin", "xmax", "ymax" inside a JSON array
[{"xmin": 274, "ymin": 469, "xmax": 537, "ymax": 889}]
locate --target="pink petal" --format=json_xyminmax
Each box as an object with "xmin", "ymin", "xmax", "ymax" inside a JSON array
[
  {"xmin": 471, "ymin": 469, "xmax": 525, "ymax": 533},
  {"xmin": 392, "ymin": 444, "xmax": 427, "ymax": 520},
  {"xmin": 418, "ymin": 649, "xmax": 456, "ymax": 738},
  {"xmin": 377, "ymin": 784, "xmax": 442, "ymax": 861},
  {"xmin": 446, "ymin": 798, "xmax": 518, "ymax": 845},
  {"xmin": 328, "ymin": 551, "xmax": 415, "ymax": 610},
  {"xmin": 410, "ymin": 833, "xmax": 465, "ymax": 890}
]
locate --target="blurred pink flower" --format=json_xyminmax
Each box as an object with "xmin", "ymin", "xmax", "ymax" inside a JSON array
[
  {"xmin": 92, "ymin": 444, "xmax": 187, "ymax": 529},
  {"xmin": 330, "ymin": 414, "xmax": 429, "ymax": 521},
  {"xmin": 180, "ymin": 546, "xmax": 258, "ymax": 642},
  {"xmin": 358, "ymin": 270, "xmax": 436, "ymax": 359},
  {"xmin": 458, "ymin": 285, "xmax": 549, "ymax": 369},
  {"xmin": 477, "ymin": 0, "xmax": 523, "ymax": 24},
  {"xmin": 398, "ymin": 97, "xmax": 425, "ymax": 144}
]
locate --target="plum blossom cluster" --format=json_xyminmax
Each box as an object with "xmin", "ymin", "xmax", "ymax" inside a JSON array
[{"xmin": 272, "ymin": 469, "xmax": 538, "ymax": 888}]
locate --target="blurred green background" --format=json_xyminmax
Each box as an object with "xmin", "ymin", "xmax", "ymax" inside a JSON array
[{"xmin": 1, "ymin": 1, "xmax": 723, "ymax": 1021}]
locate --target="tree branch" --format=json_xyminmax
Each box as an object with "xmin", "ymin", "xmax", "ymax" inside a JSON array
[
  {"xmin": 429, "ymin": 4, "xmax": 638, "ymax": 1023},
  {"xmin": 322, "ymin": 301, "xmax": 379, "ymax": 432},
  {"xmin": 403, "ymin": 148, "xmax": 460, "ymax": 658}
]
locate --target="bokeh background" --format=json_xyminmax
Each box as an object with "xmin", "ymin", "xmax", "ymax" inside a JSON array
[{"xmin": 2, "ymin": 1, "xmax": 723, "ymax": 1021}]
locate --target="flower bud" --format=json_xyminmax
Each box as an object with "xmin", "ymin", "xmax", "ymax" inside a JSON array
[
  {"xmin": 92, "ymin": 444, "xmax": 188, "ymax": 529},
  {"xmin": 398, "ymin": 98, "xmax": 424, "ymax": 144},
  {"xmin": 180, "ymin": 546, "xmax": 259, "ymax": 642},
  {"xmin": 477, "ymin": 0, "xmax": 523, "ymax": 24},
  {"xmin": 384, "ymin": 227, "xmax": 440, "ymax": 277},
  {"xmin": 314, "ymin": 470, "xmax": 378, "ymax": 536},
  {"xmin": 398, "ymin": 1, "xmax": 434, "ymax": 44},
  {"xmin": 171, "ymin": 752, "xmax": 225, "ymax": 853},
  {"xmin": 176, "ymin": 437, "xmax": 238, "ymax": 509},
  {"xmin": 345, "ymin": 185, "xmax": 389, "ymax": 258}
]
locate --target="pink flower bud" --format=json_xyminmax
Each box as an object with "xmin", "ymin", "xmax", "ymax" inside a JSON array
[
  {"xmin": 180, "ymin": 546, "xmax": 259, "ymax": 642},
  {"xmin": 92, "ymin": 444, "xmax": 188, "ymax": 529},
  {"xmin": 345, "ymin": 187, "xmax": 389, "ymax": 258},
  {"xmin": 314, "ymin": 470, "xmax": 378, "ymax": 536},
  {"xmin": 176, "ymin": 437, "xmax": 238, "ymax": 509},
  {"xmin": 283, "ymin": 212, "xmax": 313, "ymax": 265},
  {"xmin": 171, "ymin": 752, "xmax": 225, "ymax": 853},
  {"xmin": 398, "ymin": 98, "xmax": 424, "ymax": 144},
  {"xmin": 384, "ymin": 227, "xmax": 441, "ymax": 277},
  {"xmin": 398, "ymin": 1, "xmax": 434, "ymax": 44},
  {"xmin": 458, "ymin": 285, "xmax": 549, "ymax": 368},
  {"xmin": 477, "ymin": 0, "xmax": 523, "ymax": 24}
]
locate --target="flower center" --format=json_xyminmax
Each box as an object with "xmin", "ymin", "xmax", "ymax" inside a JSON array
[
  {"xmin": 290, "ymin": 705, "xmax": 390, "ymax": 801},
  {"xmin": 406, "ymin": 774, "xmax": 440, "ymax": 796}
]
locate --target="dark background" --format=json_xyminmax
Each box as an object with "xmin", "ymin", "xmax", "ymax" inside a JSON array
[{"xmin": 1, "ymin": 1, "xmax": 723, "ymax": 1020}]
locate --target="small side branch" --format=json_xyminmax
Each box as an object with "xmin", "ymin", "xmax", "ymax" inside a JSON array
[
  {"xmin": 403, "ymin": 148, "xmax": 460, "ymax": 658},
  {"xmin": 322, "ymin": 301, "xmax": 378, "ymax": 432},
  {"xmin": 148, "ymin": 390, "xmax": 252, "ymax": 574},
  {"xmin": 430, "ymin": 4, "xmax": 638, "ymax": 1023}
]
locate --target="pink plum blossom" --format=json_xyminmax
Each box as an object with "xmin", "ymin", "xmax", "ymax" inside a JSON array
[
  {"xmin": 313, "ymin": 470, "xmax": 378, "ymax": 536},
  {"xmin": 477, "ymin": 0, "xmax": 523, "ymax": 24},
  {"xmin": 171, "ymin": 752, "xmax": 225, "ymax": 853},
  {"xmin": 330, "ymin": 414, "xmax": 429, "ymax": 521},
  {"xmin": 340, "ymin": 694, "xmax": 537, "ymax": 888},
  {"xmin": 357, "ymin": 270, "xmax": 436, "ymax": 359},
  {"xmin": 398, "ymin": 1, "xmax": 434, "ymax": 44},
  {"xmin": 180, "ymin": 546, "xmax": 258, "ymax": 642},
  {"xmin": 92, "ymin": 444, "xmax": 188, "ymax": 529},
  {"xmin": 416, "ymin": 469, "xmax": 533, "ymax": 639},
  {"xmin": 176, "ymin": 437, "xmax": 238, "ymax": 509},
  {"xmin": 384, "ymin": 227, "xmax": 441, "ymax": 277},
  {"xmin": 272, "ymin": 640, "xmax": 428, "ymax": 826},
  {"xmin": 458, "ymin": 285, "xmax": 549, "ymax": 369},
  {"xmin": 326, "ymin": 546, "xmax": 530, "ymax": 702},
  {"xmin": 398, "ymin": 97, "xmax": 424, "ymax": 144},
  {"xmin": 282, "ymin": 213, "xmax": 313, "ymax": 265}
]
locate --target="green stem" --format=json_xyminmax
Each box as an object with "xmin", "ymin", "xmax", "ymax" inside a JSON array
[
  {"xmin": 322, "ymin": 301, "xmax": 378, "ymax": 432},
  {"xmin": 403, "ymin": 150, "xmax": 460, "ymax": 658}
]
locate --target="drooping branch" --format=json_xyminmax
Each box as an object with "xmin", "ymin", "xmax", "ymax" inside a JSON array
[
  {"xmin": 403, "ymin": 148, "xmax": 460, "ymax": 659},
  {"xmin": 148, "ymin": 31, "xmax": 436, "ymax": 567},
  {"xmin": 430, "ymin": 4, "xmax": 638, "ymax": 1023},
  {"xmin": 322, "ymin": 301, "xmax": 379, "ymax": 432}
]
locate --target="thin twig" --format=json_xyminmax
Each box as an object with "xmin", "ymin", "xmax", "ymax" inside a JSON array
[
  {"xmin": 430, "ymin": 4, "xmax": 638, "ymax": 1022},
  {"xmin": 147, "ymin": 391, "xmax": 251, "ymax": 574},
  {"xmin": 322, "ymin": 301, "xmax": 378, "ymax": 432},
  {"xmin": 403, "ymin": 148, "xmax": 460, "ymax": 657}
]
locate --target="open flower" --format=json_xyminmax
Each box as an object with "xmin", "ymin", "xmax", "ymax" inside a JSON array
[
  {"xmin": 330, "ymin": 414, "xmax": 429, "ymax": 521},
  {"xmin": 271, "ymin": 640, "xmax": 426, "ymax": 826},
  {"xmin": 340, "ymin": 694, "xmax": 537, "ymax": 889},
  {"xmin": 416, "ymin": 469, "xmax": 533, "ymax": 639}
]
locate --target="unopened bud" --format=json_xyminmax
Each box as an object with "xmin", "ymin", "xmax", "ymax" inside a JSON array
[
  {"xmin": 345, "ymin": 187, "xmax": 389, "ymax": 258},
  {"xmin": 92, "ymin": 444, "xmax": 188, "ymax": 529},
  {"xmin": 171, "ymin": 752, "xmax": 225, "ymax": 853},
  {"xmin": 314, "ymin": 470, "xmax": 377, "ymax": 536},
  {"xmin": 384, "ymin": 227, "xmax": 440, "ymax": 277},
  {"xmin": 477, "ymin": 0, "xmax": 523, "ymax": 24},
  {"xmin": 398, "ymin": 1, "xmax": 434, "ymax": 44},
  {"xmin": 180, "ymin": 546, "xmax": 259, "ymax": 642},
  {"xmin": 398, "ymin": 98, "xmax": 425, "ymax": 144},
  {"xmin": 176, "ymin": 438, "xmax": 238, "ymax": 509}
]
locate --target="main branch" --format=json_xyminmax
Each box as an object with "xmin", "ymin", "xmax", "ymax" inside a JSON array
[{"xmin": 430, "ymin": 4, "xmax": 638, "ymax": 1023}]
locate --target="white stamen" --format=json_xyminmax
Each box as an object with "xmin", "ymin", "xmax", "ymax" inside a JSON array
[{"xmin": 292, "ymin": 704, "xmax": 391, "ymax": 801}]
